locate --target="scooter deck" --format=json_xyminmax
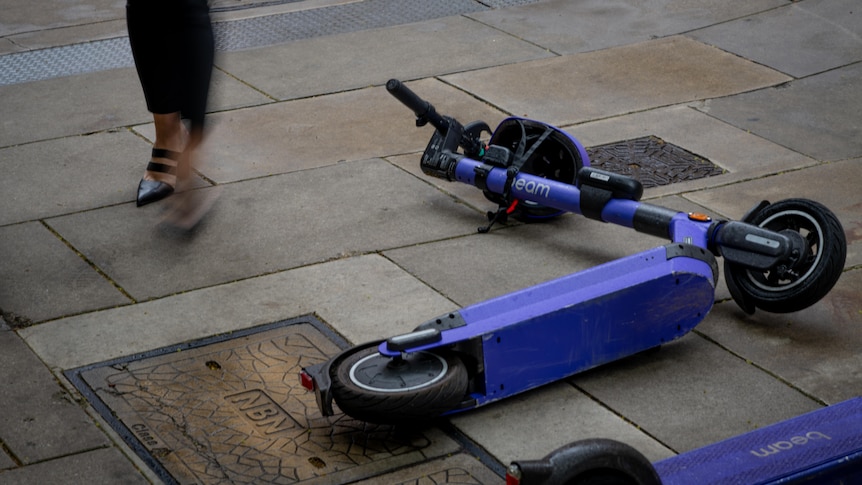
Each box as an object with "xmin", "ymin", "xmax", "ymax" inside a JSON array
[{"xmin": 654, "ymin": 397, "xmax": 862, "ymax": 485}]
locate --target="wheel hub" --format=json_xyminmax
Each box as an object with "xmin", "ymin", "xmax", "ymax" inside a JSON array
[{"xmin": 349, "ymin": 352, "xmax": 448, "ymax": 393}]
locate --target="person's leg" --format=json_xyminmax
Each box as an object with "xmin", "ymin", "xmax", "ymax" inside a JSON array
[
  {"xmin": 171, "ymin": 0, "xmax": 213, "ymax": 187},
  {"xmin": 127, "ymin": 0, "xmax": 189, "ymax": 205},
  {"xmin": 160, "ymin": 0, "xmax": 221, "ymax": 227},
  {"xmin": 143, "ymin": 112, "xmax": 186, "ymax": 184},
  {"xmin": 127, "ymin": 0, "xmax": 217, "ymax": 215}
]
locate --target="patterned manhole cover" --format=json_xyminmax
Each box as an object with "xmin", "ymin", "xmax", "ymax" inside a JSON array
[
  {"xmin": 587, "ymin": 136, "xmax": 724, "ymax": 187},
  {"xmin": 65, "ymin": 316, "xmax": 499, "ymax": 484}
]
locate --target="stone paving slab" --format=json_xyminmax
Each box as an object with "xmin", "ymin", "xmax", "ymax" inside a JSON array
[
  {"xmin": 379, "ymin": 187, "xmax": 743, "ymax": 349},
  {"xmin": 0, "ymin": 449, "xmax": 13, "ymax": 471},
  {"xmin": 698, "ymin": 63, "xmax": 862, "ymax": 163},
  {"xmin": 0, "ymin": 325, "xmax": 18, "ymax": 475},
  {"xmin": 698, "ymin": 269, "xmax": 862, "ymax": 406},
  {"xmin": 0, "ymin": 447, "xmax": 149, "ymax": 485},
  {"xmin": 689, "ymin": 0, "xmax": 862, "ymax": 78},
  {"xmin": 352, "ymin": 452, "xmax": 502, "ymax": 484},
  {"xmin": 217, "ymin": 15, "xmax": 554, "ymax": 101},
  {"xmin": 20, "ymin": 254, "xmax": 457, "ymax": 370},
  {"xmin": 467, "ymin": 0, "xmax": 786, "ymax": 55},
  {"xmin": 0, "ymin": 324, "xmax": 110, "ymax": 464},
  {"xmin": 135, "ymin": 79, "xmax": 507, "ymax": 184},
  {"xmin": 0, "ymin": 68, "xmax": 145, "ymax": 147},
  {"xmin": 385, "ymin": 216, "xmax": 657, "ymax": 307},
  {"xmin": 46, "ymin": 159, "xmax": 480, "ymax": 301},
  {"xmin": 0, "ymin": 19, "xmax": 128, "ymax": 55},
  {"xmin": 441, "ymin": 36, "xmax": 791, "ymax": 127},
  {"xmin": 451, "ymin": 382, "xmax": 674, "ymax": 465},
  {"xmin": 386, "ymin": 152, "xmax": 497, "ymax": 216},
  {"xmin": 685, "ymin": 159, "xmax": 862, "ymax": 267},
  {"xmin": 800, "ymin": 0, "xmax": 862, "ymax": 35},
  {"xmin": 0, "ymin": 130, "xmax": 151, "ymax": 226},
  {"xmin": 0, "ymin": 38, "xmax": 16, "ymax": 55},
  {"xmin": 564, "ymin": 105, "xmax": 818, "ymax": 199},
  {"xmin": 384, "ymin": 192, "xmax": 724, "ymax": 308},
  {"xmin": 0, "ymin": 0, "xmax": 124, "ymax": 38},
  {"xmin": 0, "ymin": 67, "xmax": 270, "ymax": 148},
  {"xmin": 0, "ymin": 221, "xmax": 128, "ymax": 324},
  {"xmin": 571, "ymin": 332, "xmax": 822, "ymax": 453}
]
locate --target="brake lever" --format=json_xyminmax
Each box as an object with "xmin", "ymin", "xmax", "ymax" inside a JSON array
[{"xmin": 462, "ymin": 120, "xmax": 492, "ymax": 158}]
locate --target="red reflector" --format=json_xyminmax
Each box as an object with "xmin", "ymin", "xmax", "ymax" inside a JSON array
[
  {"xmin": 300, "ymin": 371, "xmax": 315, "ymax": 391},
  {"xmin": 506, "ymin": 464, "xmax": 522, "ymax": 485}
]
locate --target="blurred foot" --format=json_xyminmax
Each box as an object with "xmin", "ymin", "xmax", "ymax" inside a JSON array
[{"xmin": 160, "ymin": 186, "xmax": 223, "ymax": 230}]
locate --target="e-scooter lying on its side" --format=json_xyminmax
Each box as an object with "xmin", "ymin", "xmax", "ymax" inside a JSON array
[
  {"xmin": 506, "ymin": 396, "xmax": 862, "ymax": 485},
  {"xmin": 300, "ymin": 80, "xmax": 846, "ymax": 425}
]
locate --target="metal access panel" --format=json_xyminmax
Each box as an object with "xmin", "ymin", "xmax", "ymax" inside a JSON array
[
  {"xmin": 587, "ymin": 136, "xmax": 725, "ymax": 188},
  {"xmin": 65, "ymin": 316, "xmax": 481, "ymax": 484}
]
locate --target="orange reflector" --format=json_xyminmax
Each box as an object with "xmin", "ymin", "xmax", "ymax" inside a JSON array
[{"xmin": 688, "ymin": 212, "xmax": 712, "ymax": 222}]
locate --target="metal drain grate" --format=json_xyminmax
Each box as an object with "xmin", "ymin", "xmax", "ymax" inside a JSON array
[
  {"xmin": 0, "ymin": 0, "xmax": 541, "ymax": 86},
  {"xmin": 0, "ymin": 38, "xmax": 136, "ymax": 86},
  {"xmin": 64, "ymin": 316, "xmax": 501, "ymax": 484},
  {"xmin": 587, "ymin": 136, "xmax": 725, "ymax": 187}
]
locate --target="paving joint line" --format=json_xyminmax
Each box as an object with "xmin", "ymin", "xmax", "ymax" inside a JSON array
[
  {"xmin": 568, "ymin": 380, "xmax": 680, "ymax": 455},
  {"xmin": 39, "ymin": 220, "xmax": 137, "ymax": 305},
  {"xmin": 0, "ymin": 440, "xmax": 23, "ymax": 468},
  {"xmin": 691, "ymin": 323, "xmax": 829, "ymax": 407}
]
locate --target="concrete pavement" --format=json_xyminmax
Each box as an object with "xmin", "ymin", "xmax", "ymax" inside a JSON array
[{"xmin": 1, "ymin": 0, "xmax": 860, "ymax": 483}]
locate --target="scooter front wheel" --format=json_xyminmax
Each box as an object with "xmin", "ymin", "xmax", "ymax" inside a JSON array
[
  {"xmin": 329, "ymin": 346, "xmax": 468, "ymax": 424},
  {"xmin": 725, "ymin": 198, "xmax": 846, "ymax": 314}
]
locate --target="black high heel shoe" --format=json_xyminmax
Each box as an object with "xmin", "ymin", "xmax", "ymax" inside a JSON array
[{"xmin": 136, "ymin": 148, "xmax": 181, "ymax": 207}]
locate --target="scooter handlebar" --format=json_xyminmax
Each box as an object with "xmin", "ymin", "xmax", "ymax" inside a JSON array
[{"xmin": 386, "ymin": 79, "xmax": 449, "ymax": 133}]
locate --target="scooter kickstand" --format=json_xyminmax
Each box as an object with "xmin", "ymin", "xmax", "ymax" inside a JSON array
[{"xmin": 479, "ymin": 200, "xmax": 519, "ymax": 233}]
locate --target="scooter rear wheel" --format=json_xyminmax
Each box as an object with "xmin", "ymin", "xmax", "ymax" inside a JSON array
[
  {"xmin": 725, "ymin": 198, "xmax": 846, "ymax": 314},
  {"xmin": 329, "ymin": 346, "xmax": 468, "ymax": 424}
]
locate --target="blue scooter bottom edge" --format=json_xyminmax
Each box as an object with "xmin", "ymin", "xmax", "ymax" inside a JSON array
[{"xmin": 654, "ymin": 396, "xmax": 862, "ymax": 485}]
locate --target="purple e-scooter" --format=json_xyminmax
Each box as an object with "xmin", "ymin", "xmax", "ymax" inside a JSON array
[{"xmin": 300, "ymin": 79, "xmax": 846, "ymax": 427}]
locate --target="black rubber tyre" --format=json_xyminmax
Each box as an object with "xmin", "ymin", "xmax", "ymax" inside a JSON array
[
  {"xmin": 512, "ymin": 438, "xmax": 661, "ymax": 485},
  {"xmin": 725, "ymin": 198, "xmax": 846, "ymax": 314},
  {"xmin": 329, "ymin": 346, "xmax": 468, "ymax": 425}
]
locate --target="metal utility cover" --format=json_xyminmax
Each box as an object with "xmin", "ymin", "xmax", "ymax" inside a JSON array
[
  {"xmin": 66, "ymin": 316, "xmax": 477, "ymax": 484},
  {"xmin": 588, "ymin": 136, "xmax": 724, "ymax": 188}
]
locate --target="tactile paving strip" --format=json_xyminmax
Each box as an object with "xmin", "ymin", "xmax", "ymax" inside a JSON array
[
  {"xmin": 0, "ymin": 0, "xmax": 540, "ymax": 86},
  {"xmin": 216, "ymin": 0, "xmax": 493, "ymax": 51},
  {"xmin": 587, "ymin": 136, "xmax": 725, "ymax": 188},
  {"xmin": 65, "ymin": 316, "xmax": 501, "ymax": 484}
]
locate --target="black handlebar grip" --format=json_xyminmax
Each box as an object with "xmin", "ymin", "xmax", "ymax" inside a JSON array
[
  {"xmin": 386, "ymin": 79, "xmax": 430, "ymax": 117},
  {"xmin": 386, "ymin": 79, "xmax": 448, "ymax": 131}
]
